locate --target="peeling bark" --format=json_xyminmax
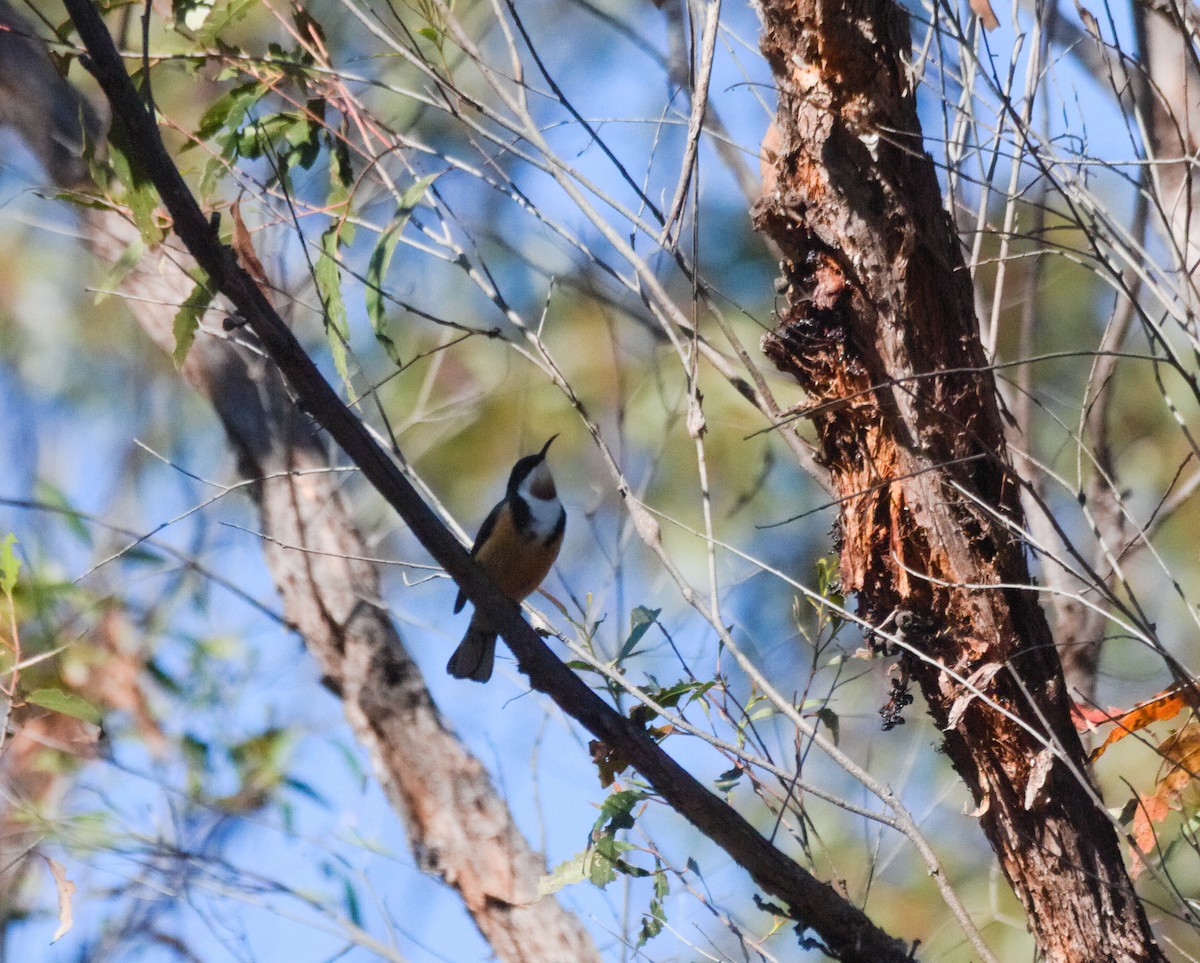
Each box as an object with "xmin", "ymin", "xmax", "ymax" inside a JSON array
[{"xmin": 752, "ymin": 0, "xmax": 1166, "ymax": 959}]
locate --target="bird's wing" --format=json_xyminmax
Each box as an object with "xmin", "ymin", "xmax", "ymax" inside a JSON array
[{"xmin": 454, "ymin": 499, "xmax": 504, "ymax": 613}]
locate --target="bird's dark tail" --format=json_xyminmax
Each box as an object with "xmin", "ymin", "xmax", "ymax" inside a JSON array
[{"xmin": 446, "ymin": 616, "xmax": 497, "ymax": 682}]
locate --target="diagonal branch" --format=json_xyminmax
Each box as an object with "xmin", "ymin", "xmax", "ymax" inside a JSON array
[
  {"xmin": 0, "ymin": 2, "xmax": 596, "ymax": 958},
  {"xmin": 58, "ymin": 1, "xmax": 913, "ymax": 959}
]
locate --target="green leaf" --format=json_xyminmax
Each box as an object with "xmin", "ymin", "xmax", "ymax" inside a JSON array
[
  {"xmin": 26, "ymin": 688, "xmax": 101, "ymax": 725},
  {"xmin": 93, "ymin": 236, "xmax": 145, "ymax": 305},
  {"xmin": 327, "ymin": 124, "xmax": 355, "ymax": 209},
  {"xmin": 342, "ymin": 878, "xmax": 362, "ymax": 927},
  {"xmin": 228, "ymin": 112, "xmax": 320, "ymax": 190},
  {"xmin": 121, "ymin": 545, "xmax": 167, "ymax": 566},
  {"xmin": 643, "ymin": 677, "xmax": 709, "ymax": 713},
  {"xmin": 588, "ymin": 835, "xmax": 628, "ymax": 888},
  {"xmin": 539, "ymin": 850, "xmax": 588, "ymax": 897},
  {"xmin": 283, "ymin": 777, "xmax": 329, "ymax": 809},
  {"xmin": 817, "ymin": 706, "xmax": 840, "ymax": 745},
  {"xmin": 714, "ymin": 767, "xmax": 742, "ymax": 794},
  {"xmin": 365, "ymin": 174, "xmax": 438, "ymax": 365},
  {"xmin": 316, "ymin": 225, "xmax": 353, "ymax": 397},
  {"xmin": 815, "ymin": 556, "xmax": 838, "ymax": 596},
  {"xmin": 292, "ymin": 6, "xmax": 328, "ymax": 43},
  {"xmin": 618, "ymin": 605, "xmax": 660, "ymax": 662},
  {"xmin": 654, "ymin": 868, "xmax": 669, "ymax": 899},
  {"xmin": 182, "ymin": 733, "xmax": 209, "ymax": 768},
  {"xmin": 0, "ymin": 534, "xmax": 20, "ymax": 595},
  {"xmin": 33, "ymin": 482, "xmax": 91, "ymax": 546},
  {"xmin": 230, "ymin": 726, "xmax": 290, "ymax": 774},
  {"xmin": 194, "ymin": 82, "xmax": 264, "ymax": 145},
  {"xmin": 197, "ymin": 0, "xmax": 257, "ymax": 43},
  {"xmin": 595, "ymin": 789, "xmax": 645, "ymax": 835},
  {"xmin": 638, "ymin": 870, "xmax": 669, "ymax": 947},
  {"xmin": 747, "ymin": 703, "xmax": 775, "ymax": 722},
  {"xmin": 107, "ymin": 133, "xmax": 164, "ymax": 245},
  {"xmin": 638, "ymin": 912, "xmax": 664, "ymax": 946},
  {"xmin": 173, "ymin": 268, "xmax": 214, "ymax": 368}
]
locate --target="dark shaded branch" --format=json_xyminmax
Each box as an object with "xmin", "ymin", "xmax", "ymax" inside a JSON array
[
  {"xmin": 59, "ymin": 1, "xmax": 912, "ymax": 959},
  {"xmin": 0, "ymin": 3, "xmax": 598, "ymax": 959}
]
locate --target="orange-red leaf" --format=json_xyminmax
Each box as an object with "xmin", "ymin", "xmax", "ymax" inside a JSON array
[
  {"xmin": 1128, "ymin": 718, "xmax": 1200, "ymax": 877},
  {"xmin": 1083, "ymin": 685, "xmax": 1197, "ymax": 762}
]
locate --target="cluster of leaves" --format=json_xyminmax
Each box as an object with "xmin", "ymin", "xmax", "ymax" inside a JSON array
[
  {"xmin": 1076, "ymin": 685, "xmax": 1200, "ymax": 876},
  {"xmin": 540, "ymin": 789, "xmax": 670, "ymax": 947}
]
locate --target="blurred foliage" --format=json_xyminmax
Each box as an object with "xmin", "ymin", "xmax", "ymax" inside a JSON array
[{"xmin": 0, "ymin": 0, "xmax": 1198, "ymax": 959}]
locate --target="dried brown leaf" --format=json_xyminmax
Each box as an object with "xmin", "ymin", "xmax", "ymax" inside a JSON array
[{"xmin": 46, "ymin": 857, "xmax": 76, "ymax": 942}]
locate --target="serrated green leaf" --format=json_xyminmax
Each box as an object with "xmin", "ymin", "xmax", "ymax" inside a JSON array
[
  {"xmin": 194, "ymin": 82, "xmax": 264, "ymax": 145},
  {"xmin": 595, "ymin": 789, "xmax": 645, "ymax": 835},
  {"xmin": 641, "ymin": 677, "xmax": 707, "ymax": 713},
  {"xmin": 638, "ymin": 875, "xmax": 667, "ymax": 948},
  {"xmin": 0, "ymin": 534, "xmax": 20, "ymax": 595},
  {"xmin": 197, "ymin": 0, "xmax": 257, "ymax": 43},
  {"xmin": 26, "ymin": 688, "xmax": 101, "ymax": 725},
  {"xmin": 173, "ymin": 268, "xmax": 214, "ymax": 368},
  {"xmin": 588, "ymin": 835, "xmax": 630, "ymax": 888}
]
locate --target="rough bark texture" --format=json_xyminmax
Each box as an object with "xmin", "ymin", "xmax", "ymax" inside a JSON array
[
  {"xmin": 0, "ymin": 5, "xmax": 598, "ymax": 959},
  {"xmin": 752, "ymin": 1, "xmax": 1166, "ymax": 960}
]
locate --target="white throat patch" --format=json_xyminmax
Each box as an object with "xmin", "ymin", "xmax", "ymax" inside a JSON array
[{"xmin": 519, "ymin": 464, "xmax": 563, "ymax": 540}]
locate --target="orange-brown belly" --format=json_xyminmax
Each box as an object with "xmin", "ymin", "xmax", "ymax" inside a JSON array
[{"xmin": 474, "ymin": 508, "xmax": 562, "ymax": 602}]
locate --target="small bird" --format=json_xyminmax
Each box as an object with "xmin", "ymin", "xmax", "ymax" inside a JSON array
[{"xmin": 447, "ymin": 435, "xmax": 566, "ymax": 682}]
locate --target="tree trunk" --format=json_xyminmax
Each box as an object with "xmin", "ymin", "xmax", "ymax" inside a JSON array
[{"xmin": 752, "ymin": 0, "xmax": 1166, "ymax": 960}]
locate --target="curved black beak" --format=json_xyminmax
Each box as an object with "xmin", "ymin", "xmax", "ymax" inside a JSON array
[{"xmin": 538, "ymin": 434, "xmax": 559, "ymax": 458}]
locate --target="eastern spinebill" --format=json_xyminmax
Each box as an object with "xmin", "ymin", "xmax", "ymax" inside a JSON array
[{"xmin": 447, "ymin": 435, "xmax": 565, "ymax": 682}]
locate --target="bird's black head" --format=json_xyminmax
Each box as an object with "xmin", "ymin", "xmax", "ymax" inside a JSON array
[{"xmin": 506, "ymin": 434, "xmax": 558, "ymax": 497}]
